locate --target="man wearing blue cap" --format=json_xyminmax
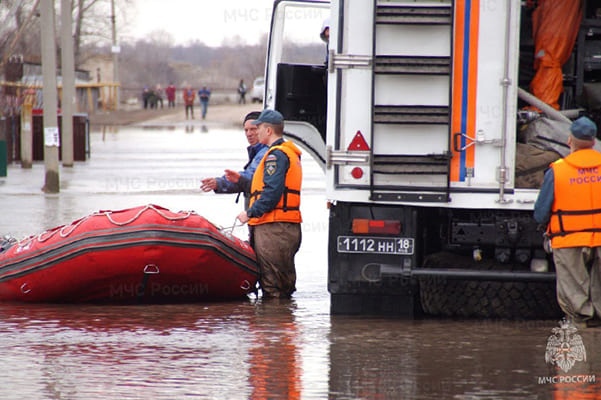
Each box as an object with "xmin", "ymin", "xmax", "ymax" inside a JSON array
[
  {"xmin": 226, "ymin": 109, "xmax": 303, "ymax": 298},
  {"xmin": 534, "ymin": 116, "xmax": 601, "ymax": 328}
]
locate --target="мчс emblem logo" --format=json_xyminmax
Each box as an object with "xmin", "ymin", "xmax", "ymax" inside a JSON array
[{"xmin": 545, "ymin": 319, "xmax": 587, "ymax": 373}]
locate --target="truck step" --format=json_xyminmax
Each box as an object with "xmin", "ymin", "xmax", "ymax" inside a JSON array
[
  {"xmin": 374, "ymin": 105, "xmax": 449, "ymax": 125},
  {"xmin": 373, "ymin": 154, "xmax": 450, "ymax": 175},
  {"xmin": 370, "ymin": 154, "xmax": 451, "ymax": 201},
  {"xmin": 375, "ymin": 56, "xmax": 450, "ymax": 75},
  {"xmin": 376, "ymin": 4, "xmax": 452, "ymax": 25},
  {"xmin": 371, "ymin": 191, "xmax": 450, "ymax": 203}
]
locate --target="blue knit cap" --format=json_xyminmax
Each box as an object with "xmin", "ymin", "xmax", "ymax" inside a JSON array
[{"xmin": 570, "ymin": 116, "xmax": 597, "ymax": 140}]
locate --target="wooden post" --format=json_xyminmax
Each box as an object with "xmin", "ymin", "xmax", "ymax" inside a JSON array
[{"xmin": 87, "ymin": 87, "xmax": 93, "ymax": 113}]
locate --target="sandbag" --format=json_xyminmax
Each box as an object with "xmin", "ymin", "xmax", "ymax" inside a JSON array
[
  {"xmin": 519, "ymin": 117, "xmax": 571, "ymax": 157},
  {"xmin": 515, "ymin": 143, "xmax": 561, "ymax": 189},
  {"xmin": 520, "ymin": 117, "xmax": 601, "ymax": 157}
]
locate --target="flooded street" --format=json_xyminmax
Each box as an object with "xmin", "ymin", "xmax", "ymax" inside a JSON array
[{"xmin": 1, "ymin": 123, "xmax": 600, "ymax": 399}]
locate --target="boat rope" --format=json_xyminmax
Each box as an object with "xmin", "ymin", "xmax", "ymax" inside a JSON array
[
  {"xmin": 102, "ymin": 204, "xmax": 193, "ymax": 226},
  {"xmin": 34, "ymin": 204, "xmax": 195, "ymax": 243},
  {"xmin": 220, "ymin": 218, "xmax": 245, "ymax": 238}
]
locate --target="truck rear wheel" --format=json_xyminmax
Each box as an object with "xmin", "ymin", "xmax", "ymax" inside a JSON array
[{"xmin": 418, "ymin": 252, "xmax": 562, "ymax": 319}]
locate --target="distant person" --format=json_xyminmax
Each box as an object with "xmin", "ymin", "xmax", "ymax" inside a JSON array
[
  {"xmin": 320, "ymin": 17, "xmax": 330, "ymax": 65},
  {"xmin": 534, "ymin": 116, "xmax": 601, "ymax": 328},
  {"xmin": 226, "ymin": 109, "xmax": 303, "ymax": 299},
  {"xmin": 183, "ymin": 86, "xmax": 195, "ymax": 119},
  {"xmin": 155, "ymin": 84, "xmax": 164, "ymax": 109},
  {"xmin": 200, "ymin": 111, "xmax": 267, "ymax": 209},
  {"xmin": 147, "ymin": 87, "xmax": 158, "ymax": 109},
  {"xmin": 142, "ymin": 86, "xmax": 151, "ymax": 109},
  {"xmin": 165, "ymin": 82, "xmax": 176, "ymax": 108},
  {"xmin": 198, "ymin": 86, "xmax": 211, "ymax": 119},
  {"xmin": 238, "ymin": 79, "xmax": 247, "ymax": 104}
]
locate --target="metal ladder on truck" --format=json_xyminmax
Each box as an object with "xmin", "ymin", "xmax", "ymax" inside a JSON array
[{"xmin": 370, "ymin": 1, "xmax": 453, "ymax": 203}]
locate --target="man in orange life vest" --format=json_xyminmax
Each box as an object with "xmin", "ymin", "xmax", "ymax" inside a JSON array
[
  {"xmin": 225, "ymin": 109, "xmax": 302, "ymax": 298},
  {"xmin": 534, "ymin": 116, "xmax": 601, "ymax": 328}
]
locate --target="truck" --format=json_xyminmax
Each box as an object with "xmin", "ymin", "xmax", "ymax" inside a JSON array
[{"xmin": 264, "ymin": 0, "xmax": 601, "ymax": 318}]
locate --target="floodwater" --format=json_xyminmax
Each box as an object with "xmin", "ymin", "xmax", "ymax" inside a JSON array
[{"xmin": 1, "ymin": 122, "xmax": 600, "ymax": 399}]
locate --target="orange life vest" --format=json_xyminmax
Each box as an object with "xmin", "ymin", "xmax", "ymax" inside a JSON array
[
  {"xmin": 548, "ymin": 149, "xmax": 601, "ymax": 248},
  {"xmin": 248, "ymin": 141, "xmax": 302, "ymax": 226}
]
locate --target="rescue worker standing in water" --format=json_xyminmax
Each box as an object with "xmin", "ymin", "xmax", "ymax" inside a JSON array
[
  {"xmin": 534, "ymin": 116, "xmax": 601, "ymax": 328},
  {"xmin": 225, "ymin": 109, "xmax": 303, "ymax": 299}
]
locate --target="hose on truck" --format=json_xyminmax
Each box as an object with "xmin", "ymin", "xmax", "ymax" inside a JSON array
[{"xmin": 517, "ymin": 87, "xmax": 572, "ymax": 124}]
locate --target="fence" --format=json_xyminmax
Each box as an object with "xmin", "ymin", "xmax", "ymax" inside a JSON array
[{"xmin": 1, "ymin": 81, "xmax": 119, "ymax": 114}]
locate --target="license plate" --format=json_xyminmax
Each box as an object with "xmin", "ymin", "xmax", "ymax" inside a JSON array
[{"xmin": 337, "ymin": 236, "xmax": 415, "ymax": 255}]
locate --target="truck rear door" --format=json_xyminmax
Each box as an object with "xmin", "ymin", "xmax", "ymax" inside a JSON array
[
  {"xmin": 327, "ymin": 0, "xmax": 453, "ymax": 202},
  {"xmin": 327, "ymin": 1, "xmax": 519, "ymax": 206},
  {"xmin": 265, "ymin": 0, "xmax": 330, "ymax": 169}
]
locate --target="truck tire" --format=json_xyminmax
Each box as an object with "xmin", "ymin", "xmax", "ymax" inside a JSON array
[{"xmin": 418, "ymin": 252, "xmax": 562, "ymax": 319}]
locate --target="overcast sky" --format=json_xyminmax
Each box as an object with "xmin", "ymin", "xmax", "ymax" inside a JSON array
[{"xmin": 129, "ymin": 0, "xmax": 276, "ymax": 46}]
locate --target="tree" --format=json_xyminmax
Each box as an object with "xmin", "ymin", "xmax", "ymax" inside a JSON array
[
  {"xmin": 71, "ymin": 0, "xmax": 133, "ymax": 66},
  {"xmin": 0, "ymin": 0, "xmax": 133, "ymax": 69},
  {"xmin": 0, "ymin": 1, "xmax": 41, "ymax": 67}
]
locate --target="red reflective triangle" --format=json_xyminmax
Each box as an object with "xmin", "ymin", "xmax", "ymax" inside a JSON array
[{"xmin": 347, "ymin": 130, "xmax": 370, "ymax": 151}]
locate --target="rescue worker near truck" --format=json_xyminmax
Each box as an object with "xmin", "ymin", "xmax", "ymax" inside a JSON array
[
  {"xmin": 320, "ymin": 17, "xmax": 330, "ymax": 66},
  {"xmin": 534, "ymin": 116, "xmax": 601, "ymax": 328},
  {"xmin": 200, "ymin": 111, "xmax": 268, "ymax": 210},
  {"xmin": 226, "ymin": 109, "xmax": 303, "ymax": 299}
]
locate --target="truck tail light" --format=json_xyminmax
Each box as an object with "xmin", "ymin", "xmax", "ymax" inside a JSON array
[
  {"xmin": 352, "ymin": 219, "xmax": 401, "ymax": 235},
  {"xmin": 351, "ymin": 167, "xmax": 363, "ymax": 179}
]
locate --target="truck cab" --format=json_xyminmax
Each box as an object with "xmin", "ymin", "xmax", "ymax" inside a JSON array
[{"xmin": 266, "ymin": 0, "xmax": 601, "ymax": 317}]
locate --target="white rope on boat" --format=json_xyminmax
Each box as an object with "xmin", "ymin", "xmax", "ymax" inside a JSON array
[
  {"xmin": 220, "ymin": 218, "xmax": 245, "ymax": 238},
  {"xmin": 34, "ymin": 204, "xmax": 196, "ymax": 243},
  {"xmin": 35, "ymin": 215, "xmax": 90, "ymax": 243},
  {"xmin": 102, "ymin": 204, "xmax": 192, "ymax": 226}
]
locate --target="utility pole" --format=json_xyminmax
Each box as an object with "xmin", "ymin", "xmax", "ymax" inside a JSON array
[
  {"xmin": 111, "ymin": 0, "xmax": 120, "ymax": 110},
  {"xmin": 40, "ymin": 0, "xmax": 60, "ymax": 193},
  {"xmin": 61, "ymin": 0, "xmax": 75, "ymax": 167}
]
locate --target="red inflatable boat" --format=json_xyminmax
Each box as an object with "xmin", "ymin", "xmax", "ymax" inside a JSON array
[{"xmin": 0, "ymin": 204, "xmax": 259, "ymax": 303}]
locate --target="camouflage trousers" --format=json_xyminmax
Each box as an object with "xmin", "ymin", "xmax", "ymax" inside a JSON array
[
  {"xmin": 251, "ymin": 222, "xmax": 302, "ymax": 298},
  {"xmin": 553, "ymin": 247, "xmax": 601, "ymax": 323}
]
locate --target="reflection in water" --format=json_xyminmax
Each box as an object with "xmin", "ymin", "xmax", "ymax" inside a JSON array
[
  {"xmin": 142, "ymin": 125, "xmax": 177, "ymax": 131},
  {"xmin": 42, "ymin": 195, "xmax": 80, "ymax": 231},
  {"xmin": 0, "ymin": 303, "xmax": 253, "ymax": 399},
  {"xmin": 328, "ymin": 317, "xmax": 601, "ymax": 399},
  {"xmin": 249, "ymin": 299, "xmax": 301, "ymax": 399},
  {"xmin": 185, "ymin": 124, "xmax": 194, "ymax": 133},
  {"xmin": 101, "ymin": 125, "xmax": 119, "ymax": 141},
  {"xmin": 0, "ymin": 301, "xmax": 307, "ymax": 399},
  {"xmin": 6, "ymin": 300, "xmax": 600, "ymax": 399}
]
